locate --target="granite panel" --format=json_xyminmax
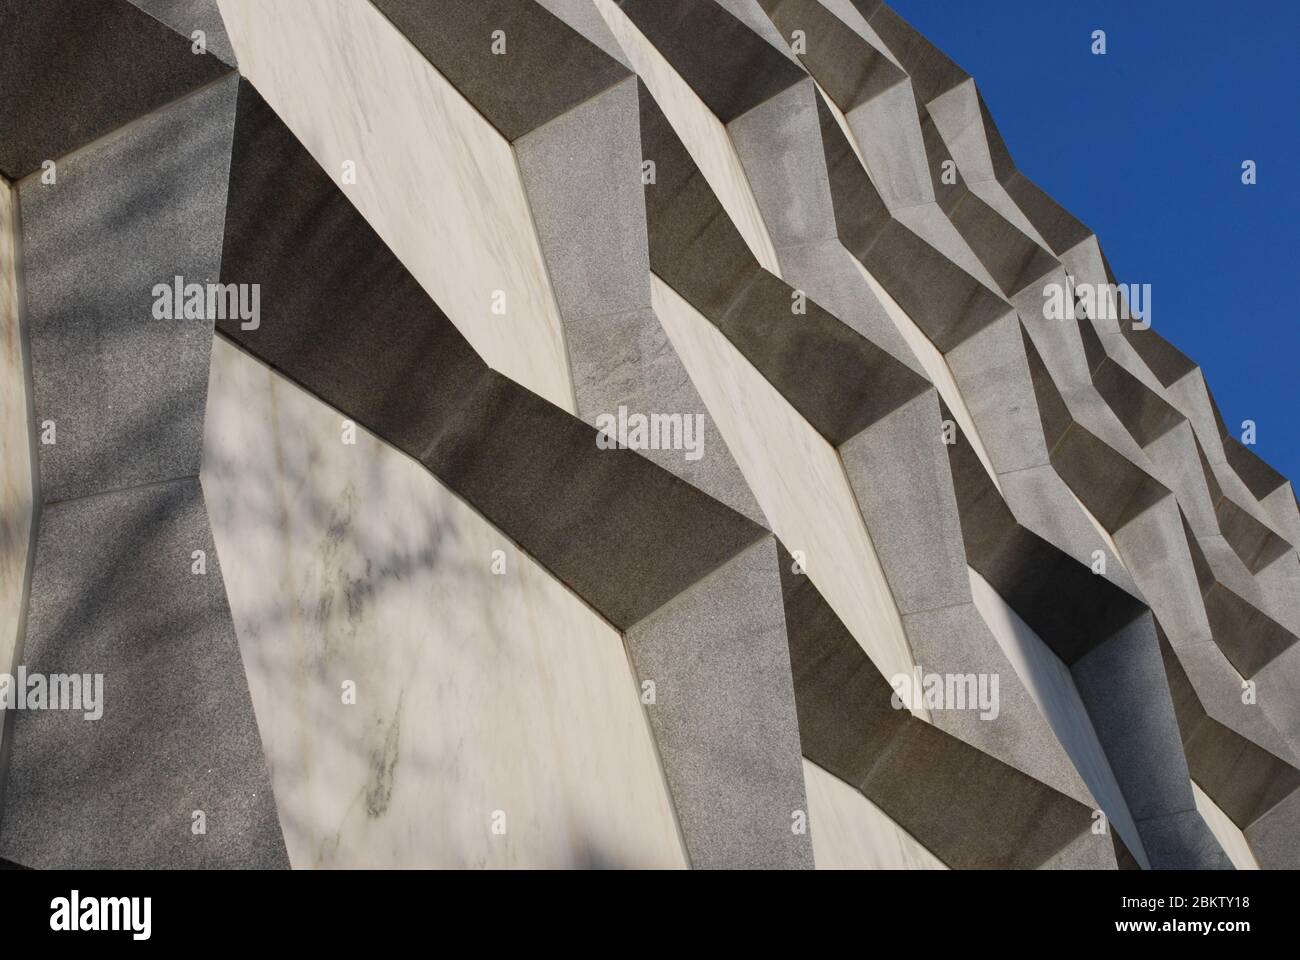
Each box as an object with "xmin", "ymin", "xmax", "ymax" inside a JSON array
[
  {"xmin": 370, "ymin": 0, "xmax": 630, "ymax": 143},
  {"xmin": 626, "ymin": 536, "xmax": 812, "ymax": 869},
  {"xmin": 0, "ymin": 478, "xmax": 287, "ymax": 868},
  {"xmin": 128, "ymin": 0, "xmax": 236, "ymax": 66},
  {"xmin": 220, "ymin": 76, "xmax": 768, "ymax": 634},
  {"xmin": 0, "ymin": 0, "xmax": 231, "ymax": 179}
]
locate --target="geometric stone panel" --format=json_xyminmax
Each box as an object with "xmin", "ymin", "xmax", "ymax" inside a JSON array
[
  {"xmin": 0, "ymin": 478, "xmax": 286, "ymax": 868},
  {"xmin": 202, "ymin": 338, "xmax": 687, "ymax": 868},
  {"xmin": 127, "ymin": 0, "xmax": 237, "ymax": 67},
  {"xmin": 0, "ymin": 0, "xmax": 232, "ymax": 180},
  {"xmin": 19, "ymin": 74, "xmax": 238, "ymax": 503},
  {"xmin": 212, "ymin": 74, "xmax": 807, "ymax": 868},
  {"xmin": 1, "ymin": 0, "xmax": 1293, "ymax": 872},
  {"xmin": 0, "ymin": 177, "xmax": 34, "ymax": 771},
  {"xmin": 626, "ymin": 536, "xmax": 812, "ymax": 868}
]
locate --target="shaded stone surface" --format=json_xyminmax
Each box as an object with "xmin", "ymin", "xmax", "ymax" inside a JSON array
[
  {"xmin": 370, "ymin": 0, "xmax": 630, "ymax": 142},
  {"xmin": 0, "ymin": 0, "xmax": 1293, "ymax": 873},
  {"xmin": 0, "ymin": 0, "xmax": 232, "ymax": 179},
  {"xmin": 618, "ymin": 0, "xmax": 805, "ymax": 122},
  {"xmin": 0, "ymin": 478, "xmax": 288, "ymax": 869},
  {"xmin": 759, "ymin": 0, "xmax": 907, "ymax": 114},
  {"xmin": 20, "ymin": 74, "xmax": 238, "ymax": 503},
  {"xmin": 638, "ymin": 80, "xmax": 930, "ymax": 446},
  {"xmin": 128, "ymin": 0, "xmax": 236, "ymax": 65},
  {"xmin": 777, "ymin": 542, "xmax": 1109, "ymax": 869},
  {"xmin": 513, "ymin": 73, "xmax": 767, "ymax": 525},
  {"xmin": 215, "ymin": 79, "xmax": 808, "ymax": 867}
]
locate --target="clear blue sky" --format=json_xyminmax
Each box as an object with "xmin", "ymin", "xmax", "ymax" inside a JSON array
[{"xmin": 889, "ymin": 0, "xmax": 1299, "ymax": 483}]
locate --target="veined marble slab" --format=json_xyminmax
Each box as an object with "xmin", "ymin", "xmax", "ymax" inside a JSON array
[
  {"xmin": 216, "ymin": 0, "xmax": 575, "ymax": 413},
  {"xmin": 202, "ymin": 337, "xmax": 686, "ymax": 869}
]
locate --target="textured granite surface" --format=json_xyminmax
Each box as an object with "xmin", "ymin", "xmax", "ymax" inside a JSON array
[
  {"xmin": 20, "ymin": 74, "xmax": 238, "ymax": 503},
  {"xmin": 0, "ymin": 0, "xmax": 231, "ymax": 179},
  {"xmin": 0, "ymin": 479, "xmax": 287, "ymax": 868}
]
